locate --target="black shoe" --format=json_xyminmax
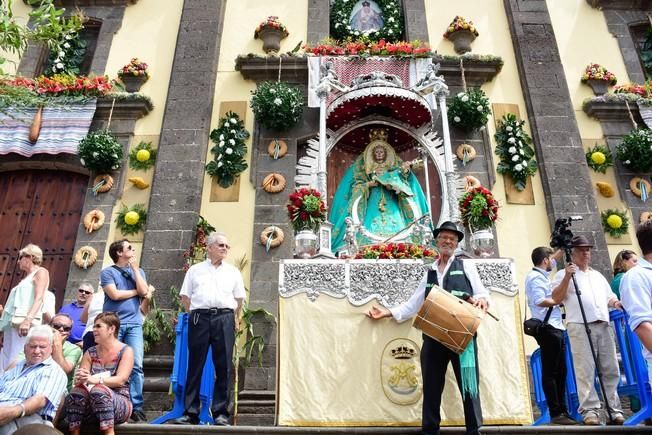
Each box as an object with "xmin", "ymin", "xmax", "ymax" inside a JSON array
[
  {"xmin": 551, "ymin": 414, "xmax": 579, "ymax": 425},
  {"xmin": 170, "ymin": 414, "xmax": 199, "ymax": 425},
  {"xmin": 130, "ymin": 409, "xmax": 148, "ymax": 423},
  {"xmin": 214, "ymin": 415, "xmax": 230, "ymax": 426}
]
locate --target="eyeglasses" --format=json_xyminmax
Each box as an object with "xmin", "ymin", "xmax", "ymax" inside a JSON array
[
  {"xmin": 124, "ymin": 245, "xmax": 133, "ymax": 251},
  {"xmin": 18, "ymin": 254, "xmax": 31, "ymax": 260},
  {"xmin": 217, "ymin": 243, "xmax": 231, "ymax": 249},
  {"xmin": 78, "ymin": 289, "xmax": 92, "ymax": 295},
  {"xmin": 51, "ymin": 324, "xmax": 72, "ymax": 332}
]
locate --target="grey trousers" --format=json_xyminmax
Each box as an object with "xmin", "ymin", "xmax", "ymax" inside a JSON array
[
  {"xmin": 567, "ymin": 321, "xmax": 623, "ymax": 417},
  {"xmin": 0, "ymin": 413, "xmax": 51, "ymax": 435}
]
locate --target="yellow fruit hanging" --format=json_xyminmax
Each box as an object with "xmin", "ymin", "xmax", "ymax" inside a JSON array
[
  {"xmin": 590, "ymin": 151, "xmax": 606, "ymax": 165},
  {"xmin": 136, "ymin": 149, "xmax": 151, "ymax": 162},
  {"xmin": 124, "ymin": 211, "xmax": 140, "ymax": 225},
  {"xmin": 596, "ymin": 181, "xmax": 615, "ymax": 198},
  {"xmin": 128, "ymin": 177, "xmax": 150, "ymax": 189},
  {"xmin": 606, "ymin": 214, "xmax": 623, "ymax": 229}
]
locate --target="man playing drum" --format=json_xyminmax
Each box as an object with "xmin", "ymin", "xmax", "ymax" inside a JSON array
[{"xmin": 367, "ymin": 221, "xmax": 490, "ymax": 435}]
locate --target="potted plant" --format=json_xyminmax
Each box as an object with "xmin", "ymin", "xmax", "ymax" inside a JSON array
[
  {"xmin": 447, "ymin": 88, "xmax": 491, "ymax": 133},
  {"xmin": 459, "ymin": 185, "xmax": 500, "ymax": 257},
  {"xmin": 118, "ymin": 58, "xmax": 149, "ymax": 92},
  {"xmin": 205, "ymin": 111, "xmax": 250, "ymax": 188},
  {"xmin": 616, "ymin": 128, "xmax": 652, "ymax": 173},
  {"xmin": 581, "ymin": 63, "xmax": 617, "ymax": 96},
  {"xmin": 254, "ymin": 16, "xmax": 289, "ymax": 54},
  {"xmin": 494, "ymin": 113, "xmax": 538, "ymax": 191},
  {"xmin": 250, "ymin": 81, "xmax": 303, "ymax": 131},
  {"xmin": 78, "ymin": 129, "xmax": 123, "ymax": 173},
  {"xmin": 443, "ymin": 16, "xmax": 479, "ymax": 54},
  {"xmin": 287, "ymin": 188, "xmax": 326, "ymax": 258}
]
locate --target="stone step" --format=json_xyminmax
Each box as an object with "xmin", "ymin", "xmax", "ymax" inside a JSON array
[
  {"xmin": 233, "ymin": 414, "xmax": 276, "ymax": 426},
  {"xmin": 237, "ymin": 389, "xmax": 276, "ymax": 401},
  {"xmin": 236, "ymin": 404, "xmax": 276, "ymax": 415}
]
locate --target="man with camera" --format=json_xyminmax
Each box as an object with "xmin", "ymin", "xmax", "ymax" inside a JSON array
[
  {"xmin": 524, "ymin": 247, "xmax": 576, "ymax": 425},
  {"xmin": 551, "ymin": 235, "xmax": 624, "ymax": 425}
]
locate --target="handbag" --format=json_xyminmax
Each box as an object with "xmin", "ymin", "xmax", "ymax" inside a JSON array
[
  {"xmin": 11, "ymin": 306, "xmax": 42, "ymax": 328},
  {"xmin": 523, "ymin": 306, "xmax": 553, "ymax": 337}
]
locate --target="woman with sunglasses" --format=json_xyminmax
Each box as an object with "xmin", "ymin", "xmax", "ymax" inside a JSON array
[
  {"xmin": 0, "ymin": 244, "xmax": 49, "ymax": 374},
  {"xmin": 66, "ymin": 312, "xmax": 134, "ymax": 435}
]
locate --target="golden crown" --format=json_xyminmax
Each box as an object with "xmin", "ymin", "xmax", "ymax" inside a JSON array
[
  {"xmin": 391, "ymin": 345, "xmax": 416, "ymax": 359},
  {"xmin": 369, "ymin": 128, "xmax": 388, "ymax": 142}
]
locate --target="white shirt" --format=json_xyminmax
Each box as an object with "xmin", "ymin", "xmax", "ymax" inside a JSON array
[
  {"xmin": 551, "ymin": 267, "xmax": 616, "ymax": 324},
  {"xmin": 83, "ymin": 292, "xmax": 105, "ymax": 336},
  {"xmin": 389, "ymin": 256, "xmax": 490, "ymax": 323},
  {"xmin": 525, "ymin": 267, "xmax": 564, "ymax": 330},
  {"xmin": 180, "ymin": 260, "xmax": 246, "ymax": 311},
  {"xmin": 42, "ymin": 291, "xmax": 56, "ymax": 321}
]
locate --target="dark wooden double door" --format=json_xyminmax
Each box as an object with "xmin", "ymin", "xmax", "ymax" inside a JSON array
[{"xmin": 0, "ymin": 170, "xmax": 87, "ymax": 308}]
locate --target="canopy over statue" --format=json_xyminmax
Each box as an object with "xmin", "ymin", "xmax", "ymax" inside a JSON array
[{"xmin": 330, "ymin": 128, "xmax": 430, "ymax": 252}]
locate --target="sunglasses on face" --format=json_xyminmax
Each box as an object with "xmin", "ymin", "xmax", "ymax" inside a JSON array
[
  {"xmin": 78, "ymin": 289, "xmax": 92, "ymax": 295},
  {"xmin": 18, "ymin": 254, "xmax": 31, "ymax": 260},
  {"xmin": 217, "ymin": 243, "xmax": 230, "ymax": 249},
  {"xmin": 51, "ymin": 324, "xmax": 72, "ymax": 332}
]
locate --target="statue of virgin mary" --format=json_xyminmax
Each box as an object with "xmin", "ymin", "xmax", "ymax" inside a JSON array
[{"xmin": 330, "ymin": 129, "xmax": 430, "ymax": 252}]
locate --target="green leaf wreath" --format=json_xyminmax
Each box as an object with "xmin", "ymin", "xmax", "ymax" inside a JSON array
[
  {"xmin": 115, "ymin": 203, "xmax": 147, "ymax": 235},
  {"xmin": 128, "ymin": 141, "xmax": 157, "ymax": 171},
  {"xmin": 330, "ymin": 0, "xmax": 404, "ymax": 42},
  {"xmin": 616, "ymin": 128, "xmax": 652, "ymax": 173},
  {"xmin": 206, "ymin": 111, "xmax": 250, "ymax": 188},
  {"xmin": 78, "ymin": 129, "xmax": 123, "ymax": 173},
  {"xmin": 601, "ymin": 209, "xmax": 629, "ymax": 238},
  {"xmin": 250, "ymin": 81, "xmax": 303, "ymax": 131},
  {"xmin": 585, "ymin": 144, "xmax": 613, "ymax": 174},
  {"xmin": 494, "ymin": 113, "xmax": 538, "ymax": 191},
  {"xmin": 447, "ymin": 88, "xmax": 491, "ymax": 133}
]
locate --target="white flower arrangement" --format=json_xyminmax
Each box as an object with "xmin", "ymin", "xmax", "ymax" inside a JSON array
[
  {"xmin": 447, "ymin": 87, "xmax": 491, "ymax": 133},
  {"xmin": 206, "ymin": 111, "xmax": 250, "ymax": 188},
  {"xmin": 330, "ymin": 0, "xmax": 404, "ymax": 42},
  {"xmin": 494, "ymin": 113, "xmax": 538, "ymax": 191},
  {"xmin": 250, "ymin": 81, "xmax": 304, "ymax": 131}
]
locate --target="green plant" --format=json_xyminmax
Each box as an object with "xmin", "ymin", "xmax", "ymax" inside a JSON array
[
  {"xmin": 143, "ymin": 286, "xmax": 183, "ymax": 352},
  {"xmin": 459, "ymin": 186, "xmax": 500, "ymax": 231},
  {"xmin": 206, "ymin": 111, "xmax": 250, "ymax": 187},
  {"xmin": 494, "ymin": 113, "xmax": 538, "ymax": 191},
  {"xmin": 78, "ymin": 129, "xmax": 123, "ymax": 173},
  {"xmin": 45, "ymin": 30, "xmax": 87, "ymax": 76},
  {"xmin": 250, "ymin": 81, "xmax": 303, "ymax": 131},
  {"xmin": 585, "ymin": 144, "xmax": 614, "ymax": 174},
  {"xmin": 128, "ymin": 141, "xmax": 157, "ymax": 171},
  {"xmin": 601, "ymin": 209, "xmax": 629, "ymax": 238},
  {"xmin": 330, "ymin": 0, "xmax": 403, "ymax": 42},
  {"xmin": 115, "ymin": 203, "xmax": 147, "ymax": 235},
  {"xmin": 616, "ymin": 128, "xmax": 652, "ymax": 173},
  {"xmin": 447, "ymin": 88, "xmax": 491, "ymax": 133}
]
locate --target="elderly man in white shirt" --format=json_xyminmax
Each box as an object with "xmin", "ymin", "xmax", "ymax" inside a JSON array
[
  {"xmin": 551, "ymin": 235, "xmax": 624, "ymax": 425},
  {"xmin": 368, "ymin": 221, "xmax": 489, "ymax": 435},
  {"xmin": 172, "ymin": 232, "xmax": 245, "ymax": 427}
]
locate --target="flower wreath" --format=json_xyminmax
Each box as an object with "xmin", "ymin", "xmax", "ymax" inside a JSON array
[
  {"xmin": 601, "ymin": 209, "xmax": 629, "ymax": 238},
  {"xmin": 115, "ymin": 203, "xmax": 148, "ymax": 236},
  {"xmin": 494, "ymin": 113, "xmax": 538, "ymax": 191},
  {"xmin": 447, "ymin": 88, "xmax": 491, "ymax": 133},
  {"xmin": 128, "ymin": 141, "xmax": 157, "ymax": 171},
  {"xmin": 206, "ymin": 111, "xmax": 250, "ymax": 188},
  {"xmin": 585, "ymin": 144, "xmax": 613, "ymax": 174},
  {"xmin": 330, "ymin": 0, "xmax": 404, "ymax": 42}
]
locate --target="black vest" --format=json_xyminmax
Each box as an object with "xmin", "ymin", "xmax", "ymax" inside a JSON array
[{"xmin": 425, "ymin": 257, "xmax": 473, "ymax": 300}]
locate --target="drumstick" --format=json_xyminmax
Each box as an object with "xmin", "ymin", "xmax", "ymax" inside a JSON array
[{"xmin": 486, "ymin": 311, "xmax": 499, "ymax": 322}]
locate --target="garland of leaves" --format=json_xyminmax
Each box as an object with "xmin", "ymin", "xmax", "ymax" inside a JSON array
[
  {"xmin": 250, "ymin": 81, "xmax": 303, "ymax": 131},
  {"xmin": 142, "ymin": 287, "xmax": 182, "ymax": 352},
  {"xmin": 206, "ymin": 111, "xmax": 250, "ymax": 187},
  {"xmin": 78, "ymin": 129, "xmax": 123, "ymax": 173},
  {"xmin": 585, "ymin": 144, "xmax": 613, "ymax": 174},
  {"xmin": 128, "ymin": 141, "xmax": 157, "ymax": 171},
  {"xmin": 601, "ymin": 209, "xmax": 629, "ymax": 238},
  {"xmin": 330, "ymin": 0, "xmax": 403, "ymax": 42},
  {"xmin": 115, "ymin": 203, "xmax": 147, "ymax": 235},
  {"xmin": 616, "ymin": 128, "xmax": 652, "ymax": 173},
  {"xmin": 45, "ymin": 31, "xmax": 87, "ymax": 76},
  {"xmin": 494, "ymin": 113, "xmax": 538, "ymax": 191},
  {"xmin": 447, "ymin": 88, "xmax": 491, "ymax": 133}
]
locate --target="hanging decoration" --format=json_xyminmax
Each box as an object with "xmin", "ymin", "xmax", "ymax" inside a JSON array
[
  {"xmin": 206, "ymin": 111, "xmax": 250, "ymax": 188},
  {"xmin": 92, "ymin": 174, "xmax": 114, "ymax": 194},
  {"xmin": 268, "ymin": 139, "xmax": 288, "ymax": 159},
  {"xmin": 73, "ymin": 246, "xmax": 98, "ymax": 269},
  {"xmin": 447, "ymin": 88, "xmax": 491, "ymax": 133},
  {"xmin": 83, "ymin": 209, "xmax": 105, "ymax": 233},
  {"xmin": 260, "ymin": 226, "xmax": 284, "ymax": 251},
  {"xmin": 640, "ymin": 211, "xmax": 652, "ymax": 223},
  {"xmin": 262, "ymin": 172, "xmax": 287, "ymax": 193},
  {"xmin": 455, "ymin": 144, "xmax": 476, "ymax": 166},
  {"xmin": 595, "ymin": 182, "xmax": 615, "ymax": 198},
  {"xmin": 330, "ymin": 0, "xmax": 404, "ymax": 42},
  {"xmin": 616, "ymin": 128, "xmax": 652, "ymax": 173},
  {"xmin": 250, "ymin": 81, "xmax": 303, "ymax": 131},
  {"xmin": 494, "ymin": 113, "xmax": 538, "ymax": 191},
  {"xmin": 630, "ymin": 176, "xmax": 651, "ymax": 201},
  {"xmin": 115, "ymin": 203, "xmax": 147, "ymax": 235},
  {"xmin": 585, "ymin": 144, "xmax": 613, "ymax": 174},
  {"xmin": 128, "ymin": 141, "xmax": 157, "ymax": 171},
  {"xmin": 128, "ymin": 177, "xmax": 150, "ymax": 190},
  {"xmin": 78, "ymin": 129, "xmax": 123, "ymax": 173},
  {"xmin": 601, "ymin": 209, "xmax": 629, "ymax": 238}
]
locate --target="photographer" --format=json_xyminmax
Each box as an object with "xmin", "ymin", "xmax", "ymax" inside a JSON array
[
  {"xmin": 525, "ymin": 247, "xmax": 576, "ymax": 425},
  {"xmin": 551, "ymin": 235, "xmax": 624, "ymax": 425}
]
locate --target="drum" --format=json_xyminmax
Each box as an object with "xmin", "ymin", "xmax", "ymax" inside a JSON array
[{"xmin": 413, "ymin": 286, "xmax": 485, "ymax": 354}]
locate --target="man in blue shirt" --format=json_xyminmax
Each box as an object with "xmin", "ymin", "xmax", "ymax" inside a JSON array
[
  {"xmin": 620, "ymin": 221, "xmax": 652, "ymax": 380},
  {"xmin": 525, "ymin": 247, "xmax": 577, "ymax": 425},
  {"xmin": 0, "ymin": 325, "xmax": 67, "ymax": 434},
  {"xmin": 100, "ymin": 239, "xmax": 150, "ymax": 423},
  {"xmin": 57, "ymin": 282, "xmax": 93, "ymax": 344}
]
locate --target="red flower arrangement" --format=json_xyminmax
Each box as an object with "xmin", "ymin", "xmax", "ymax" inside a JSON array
[
  {"xmin": 254, "ymin": 16, "xmax": 289, "ymax": 39},
  {"xmin": 443, "ymin": 16, "xmax": 479, "ymax": 38},
  {"xmin": 581, "ymin": 63, "xmax": 617, "ymax": 86},
  {"xmin": 613, "ymin": 82, "xmax": 650, "ymax": 97},
  {"xmin": 287, "ymin": 187, "xmax": 326, "ymax": 232},
  {"xmin": 118, "ymin": 58, "xmax": 149, "ymax": 78},
  {"xmin": 182, "ymin": 216, "xmax": 216, "ymax": 271},
  {"xmin": 355, "ymin": 243, "xmax": 438, "ymax": 259},
  {"xmin": 303, "ymin": 39, "xmax": 432, "ymax": 57},
  {"xmin": 459, "ymin": 186, "xmax": 499, "ymax": 231},
  {"xmin": 2, "ymin": 74, "xmax": 113, "ymax": 97}
]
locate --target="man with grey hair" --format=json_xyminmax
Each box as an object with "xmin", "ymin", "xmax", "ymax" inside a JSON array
[
  {"xmin": 57, "ymin": 282, "xmax": 93, "ymax": 344},
  {"xmin": 0, "ymin": 325, "xmax": 67, "ymax": 434},
  {"xmin": 172, "ymin": 232, "xmax": 245, "ymax": 426}
]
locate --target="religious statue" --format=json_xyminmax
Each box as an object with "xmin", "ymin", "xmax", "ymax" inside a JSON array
[
  {"xmin": 343, "ymin": 217, "xmax": 359, "ymax": 257},
  {"xmin": 349, "ymin": 0, "xmax": 384, "ymax": 33},
  {"xmin": 330, "ymin": 128, "xmax": 430, "ymax": 252}
]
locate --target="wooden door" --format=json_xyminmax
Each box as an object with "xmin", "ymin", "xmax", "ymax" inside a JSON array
[{"xmin": 0, "ymin": 170, "xmax": 88, "ymax": 308}]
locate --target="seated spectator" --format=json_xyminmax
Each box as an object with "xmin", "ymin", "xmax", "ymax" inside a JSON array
[
  {"xmin": 0, "ymin": 325, "xmax": 67, "ymax": 435},
  {"xmin": 58, "ymin": 284, "xmax": 93, "ymax": 345},
  {"xmin": 65, "ymin": 312, "xmax": 134, "ymax": 435}
]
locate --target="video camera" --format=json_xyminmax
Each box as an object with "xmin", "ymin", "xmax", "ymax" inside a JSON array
[{"xmin": 550, "ymin": 216, "xmax": 583, "ymax": 252}]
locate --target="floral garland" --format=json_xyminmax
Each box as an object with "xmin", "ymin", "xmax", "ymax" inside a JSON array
[
  {"xmin": 287, "ymin": 188, "xmax": 326, "ymax": 232},
  {"xmin": 78, "ymin": 129, "xmax": 123, "ymax": 173},
  {"xmin": 206, "ymin": 111, "xmax": 250, "ymax": 188},
  {"xmin": 616, "ymin": 128, "xmax": 652, "ymax": 173},
  {"xmin": 45, "ymin": 30, "xmax": 87, "ymax": 76},
  {"xmin": 182, "ymin": 215, "xmax": 216, "ymax": 271},
  {"xmin": 494, "ymin": 113, "xmax": 538, "ymax": 191},
  {"xmin": 614, "ymin": 83, "xmax": 650, "ymax": 97},
  {"xmin": 601, "ymin": 209, "xmax": 629, "ymax": 238},
  {"xmin": 459, "ymin": 186, "xmax": 499, "ymax": 231},
  {"xmin": 303, "ymin": 38, "xmax": 432, "ymax": 57},
  {"xmin": 585, "ymin": 144, "xmax": 613, "ymax": 174},
  {"xmin": 447, "ymin": 88, "xmax": 491, "ymax": 133},
  {"xmin": 128, "ymin": 141, "xmax": 157, "ymax": 171},
  {"xmin": 250, "ymin": 81, "xmax": 303, "ymax": 131},
  {"xmin": 330, "ymin": 0, "xmax": 404, "ymax": 42},
  {"xmin": 443, "ymin": 16, "xmax": 479, "ymax": 38},
  {"xmin": 1, "ymin": 74, "xmax": 112, "ymax": 100},
  {"xmin": 581, "ymin": 63, "xmax": 617, "ymax": 85},
  {"xmin": 355, "ymin": 243, "xmax": 437, "ymax": 259},
  {"xmin": 115, "ymin": 203, "xmax": 147, "ymax": 235},
  {"xmin": 254, "ymin": 16, "xmax": 289, "ymax": 39}
]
